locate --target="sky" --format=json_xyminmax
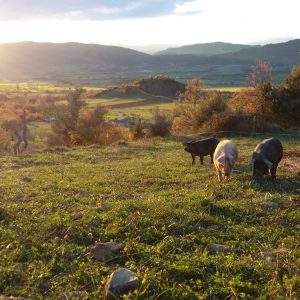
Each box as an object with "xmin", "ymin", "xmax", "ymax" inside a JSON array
[{"xmin": 0, "ymin": 0, "xmax": 299, "ymax": 46}]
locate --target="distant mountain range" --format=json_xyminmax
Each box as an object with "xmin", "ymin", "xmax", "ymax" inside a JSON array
[
  {"xmin": 155, "ymin": 42, "xmax": 256, "ymax": 56},
  {"xmin": 0, "ymin": 40, "xmax": 299, "ymax": 86},
  {"xmin": 125, "ymin": 44, "xmax": 180, "ymax": 55}
]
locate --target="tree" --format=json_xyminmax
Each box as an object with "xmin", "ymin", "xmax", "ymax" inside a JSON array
[
  {"xmin": 274, "ymin": 66, "xmax": 300, "ymax": 127},
  {"xmin": 174, "ymin": 78, "xmax": 217, "ymax": 131},
  {"xmin": 49, "ymin": 88, "xmax": 86, "ymax": 146},
  {"xmin": 248, "ymin": 60, "xmax": 273, "ymax": 87},
  {"xmin": 0, "ymin": 95, "xmax": 39, "ymax": 155},
  {"xmin": 175, "ymin": 78, "xmax": 208, "ymax": 119}
]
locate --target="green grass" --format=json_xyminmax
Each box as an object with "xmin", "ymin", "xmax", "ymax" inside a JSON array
[
  {"xmin": 207, "ymin": 86, "xmax": 248, "ymax": 92},
  {"xmin": 109, "ymin": 103, "xmax": 175, "ymax": 119},
  {"xmin": 87, "ymin": 98, "xmax": 144, "ymax": 108},
  {"xmin": 0, "ymin": 136, "xmax": 299, "ymax": 299}
]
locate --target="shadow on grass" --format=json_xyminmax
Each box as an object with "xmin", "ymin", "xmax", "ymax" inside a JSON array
[
  {"xmin": 201, "ymin": 199, "xmax": 245, "ymax": 223},
  {"xmin": 250, "ymin": 176, "xmax": 300, "ymax": 195}
]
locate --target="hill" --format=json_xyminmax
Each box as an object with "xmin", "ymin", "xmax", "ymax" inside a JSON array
[
  {"xmin": 0, "ymin": 40, "xmax": 299, "ymax": 86},
  {"xmin": 0, "ymin": 41, "xmax": 155, "ymax": 80},
  {"xmin": 222, "ymin": 39, "xmax": 300, "ymax": 64},
  {"xmin": 132, "ymin": 75, "xmax": 185, "ymax": 97},
  {"xmin": 155, "ymin": 42, "xmax": 254, "ymax": 56}
]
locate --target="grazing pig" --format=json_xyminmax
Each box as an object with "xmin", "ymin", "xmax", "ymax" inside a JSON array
[
  {"xmin": 183, "ymin": 137, "xmax": 220, "ymax": 165},
  {"xmin": 251, "ymin": 138, "xmax": 283, "ymax": 179},
  {"xmin": 213, "ymin": 140, "xmax": 238, "ymax": 181}
]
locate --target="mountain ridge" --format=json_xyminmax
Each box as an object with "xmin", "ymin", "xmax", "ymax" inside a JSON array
[
  {"xmin": 155, "ymin": 42, "xmax": 257, "ymax": 56},
  {"xmin": 0, "ymin": 40, "xmax": 299, "ymax": 85}
]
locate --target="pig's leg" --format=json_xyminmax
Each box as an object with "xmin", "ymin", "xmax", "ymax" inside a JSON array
[
  {"xmin": 270, "ymin": 163, "xmax": 278, "ymax": 180},
  {"xmin": 191, "ymin": 154, "xmax": 195, "ymax": 165},
  {"xmin": 217, "ymin": 170, "xmax": 223, "ymax": 181},
  {"xmin": 200, "ymin": 156, "xmax": 204, "ymax": 165}
]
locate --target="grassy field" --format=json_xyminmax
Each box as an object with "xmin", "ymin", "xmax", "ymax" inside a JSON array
[
  {"xmin": 0, "ymin": 82, "xmax": 105, "ymax": 93},
  {"xmin": 86, "ymin": 87, "xmax": 176, "ymax": 119},
  {"xmin": 0, "ymin": 136, "xmax": 299, "ymax": 299},
  {"xmin": 207, "ymin": 87, "xmax": 247, "ymax": 92}
]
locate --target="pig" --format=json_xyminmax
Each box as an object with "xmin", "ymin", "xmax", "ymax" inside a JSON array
[
  {"xmin": 183, "ymin": 137, "xmax": 220, "ymax": 165},
  {"xmin": 251, "ymin": 138, "xmax": 283, "ymax": 179},
  {"xmin": 213, "ymin": 140, "xmax": 238, "ymax": 181}
]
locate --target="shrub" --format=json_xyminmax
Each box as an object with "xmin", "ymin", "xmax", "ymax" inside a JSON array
[
  {"xmin": 75, "ymin": 105, "xmax": 108, "ymax": 145},
  {"xmin": 47, "ymin": 100, "xmax": 127, "ymax": 147},
  {"xmin": 192, "ymin": 93, "xmax": 227, "ymax": 129},
  {"xmin": 202, "ymin": 111, "xmax": 252, "ymax": 133},
  {"xmin": 148, "ymin": 107, "xmax": 172, "ymax": 137},
  {"xmin": 94, "ymin": 124, "xmax": 127, "ymax": 145},
  {"xmin": 171, "ymin": 116, "xmax": 192, "ymax": 135},
  {"xmin": 130, "ymin": 119, "xmax": 144, "ymax": 140}
]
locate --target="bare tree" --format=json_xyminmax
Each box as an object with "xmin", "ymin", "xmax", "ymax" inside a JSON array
[{"xmin": 248, "ymin": 60, "xmax": 273, "ymax": 87}]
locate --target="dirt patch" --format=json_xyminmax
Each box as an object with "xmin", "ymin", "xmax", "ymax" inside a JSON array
[{"xmin": 281, "ymin": 152, "xmax": 300, "ymax": 173}]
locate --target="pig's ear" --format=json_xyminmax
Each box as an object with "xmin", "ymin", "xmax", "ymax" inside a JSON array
[
  {"xmin": 216, "ymin": 155, "xmax": 225, "ymax": 165},
  {"xmin": 263, "ymin": 158, "xmax": 273, "ymax": 169}
]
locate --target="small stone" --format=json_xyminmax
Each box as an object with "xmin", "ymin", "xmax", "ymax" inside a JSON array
[
  {"xmin": 91, "ymin": 242, "xmax": 123, "ymax": 260},
  {"xmin": 104, "ymin": 268, "xmax": 139, "ymax": 300},
  {"xmin": 263, "ymin": 201, "xmax": 279, "ymax": 209},
  {"xmin": 295, "ymin": 224, "xmax": 300, "ymax": 230},
  {"xmin": 206, "ymin": 243, "xmax": 231, "ymax": 254},
  {"xmin": 21, "ymin": 176, "xmax": 32, "ymax": 183},
  {"xmin": 60, "ymin": 291, "xmax": 88, "ymax": 300}
]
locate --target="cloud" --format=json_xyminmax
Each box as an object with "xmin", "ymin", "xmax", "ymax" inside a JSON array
[
  {"xmin": 174, "ymin": 0, "xmax": 203, "ymax": 15},
  {"xmin": 0, "ymin": 0, "xmax": 196, "ymax": 20}
]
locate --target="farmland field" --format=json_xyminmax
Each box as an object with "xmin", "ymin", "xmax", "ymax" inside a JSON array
[{"xmin": 0, "ymin": 136, "xmax": 299, "ymax": 299}]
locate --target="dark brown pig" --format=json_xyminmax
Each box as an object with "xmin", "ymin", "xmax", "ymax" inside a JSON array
[
  {"xmin": 183, "ymin": 137, "xmax": 220, "ymax": 165},
  {"xmin": 251, "ymin": 138, "xmax": 283, "ymax": 179}
]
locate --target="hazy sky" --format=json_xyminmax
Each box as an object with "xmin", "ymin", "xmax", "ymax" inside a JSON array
[{"xmin": 0, "ymin": 0, "xmax": 299, "ymax": 45}]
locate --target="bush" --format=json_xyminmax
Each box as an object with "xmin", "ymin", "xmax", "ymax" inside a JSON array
[
  {"xmin": 202, "ymin": 111, "xmax": 252, "ymax": 133},
  {"xmin": 94, "ymin": 124, "xmax": 127, "ymax": 145},
  {"xmin": 171, "ymin": 117, "xmax": 192, "ymax": 135},
  {"xmin": 75, "ymin": 105, "xmax": 108, "ymax": 145},
  {"xmin": 47, "ymin": 101, "xmax": 127, "ymax": 147},
  {"xmin": 174, "ymin": 78, "xmax": 227, "ymax": 133},
  {"xmin": 130, "ymin": 119, "xmax": 144, "ymax": 140},
  {"xmin": 148, "ymin": 107, "xmax": 172, "ymax": 137},
  {"xmin": 192, "ymin": 93, "xmax": 227, "ymax": 129}
]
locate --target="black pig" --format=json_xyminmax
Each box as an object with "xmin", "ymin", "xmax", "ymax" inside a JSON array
[
  {"xmin": 183, "ymin": 137, "xmax": 220, "ymax": 165},
  {"xmin": 251, "ymin": 138, "xmax": 283, "ymax": 179}
]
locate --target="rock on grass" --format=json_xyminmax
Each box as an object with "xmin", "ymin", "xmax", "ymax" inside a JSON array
[
  {"xmin": 262, "ymin": 201, "xmax": 279, "ymax": 209},
  {"xmin": 91, "ymin": 242, "xmax": 123, "ymax": 260},
  {"xmin": 206, "ymin": 243, "xmax": 231, "ymax": 254},
  {"xmin": 104, "ymin": 268, "xmax": 139, "ymax": 300},
  {"xmin": 20, "ymin": 176, "xmax": 32, "ymax": 183}
]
